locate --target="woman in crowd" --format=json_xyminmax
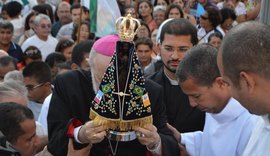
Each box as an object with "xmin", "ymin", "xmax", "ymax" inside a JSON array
[
  {"xmin": 154, "ymin": 0, "xmax": 170, "ymax": 7},
  {"xmin": 124, "ymin": 5, "xmax": 137, "ymax": 18},
  {"xmin": 18, "ymin": 12, "xmax": 38, "ymax": 45},
  {"xmin": 171, "ymin": 0, "xmax": 197, "ymax": 25},
  {"xmin": 216, "ymin": 7, "xmax": 237, "ymax": 37},
  {"xmin": 137, "ymin": 0, "xmax": 156, "ymax": 31},
  {"xmin": 32, "ymin": 4, "xmax": 54, "ymax": 24},
  {"xmin": 217, "ymin": 0, "xmax": 247, "ymax": 23},
  {"xmin": 55, "ymin": 39, "xmax": 74, "ymax": 62},
  {"xmin": 71, "ymin": 21, "xmax": 95, "ymax": 43},
  {"xmin": 171, "ymin": 0, "xmax": 184, "ymax": 8},
  {"xmin": 150, "ymin": 28, "xmax": 160, "ymax": 60},
  {"xmin": 165, "ymin": 4, "xmax": 184, "ymax": 19},
  {"xmin": 135, "ymin": 22, "xmax": 151, "ymax": 40},
  {"xmin": 197, "ymin": 7, "xmax": 221, "ymax": 44},
  {"xmin": 153, "ymin": 5, "xmax": 166, "ymax": 28}
]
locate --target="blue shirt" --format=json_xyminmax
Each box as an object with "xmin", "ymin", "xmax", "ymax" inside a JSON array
[
  {"xmin": 51, "ymin": 21, "xmax": 62, "ymax": 37},
  {"xmin": 8, "ymin": 42, "xmax": 23, "ymax": 62}
]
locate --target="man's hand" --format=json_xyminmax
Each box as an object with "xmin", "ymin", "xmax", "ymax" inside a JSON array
[
  {"xmin": 167, "ymin": 123, "xmax": 189, "ymax": 155},
  {"xmin": 134, "ymin": 124, "xmax": 161, "ymax": 149},
  {"xmin": 67, "ymin": 139, "xmax": 91, "ymax": 156},
  {"xmin": 167, "ymin": 123, "xmax": 181, "ymax": 143},
  {"xmin": 179, "ymin": 144, "xmax": 189, "ymax": 156},
  {"xmin": 78, "ymin": 121, "xmax": 106, "ymax": 144}
]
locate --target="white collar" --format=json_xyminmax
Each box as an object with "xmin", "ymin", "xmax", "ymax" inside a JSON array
[
  {"xmin": 144, "ymin": 58, "xmax": 154, "ymax": 70},
  {"xmin": 262, "ymin": 114, "xmax": 270, "ymax": 130},
  {"xmin": 210, "ymin": 98, "xmax": 247, "ymax": 123},
  {"xmin": 164, "ymin": 70, "xmax": 178, "ymax": 86}
]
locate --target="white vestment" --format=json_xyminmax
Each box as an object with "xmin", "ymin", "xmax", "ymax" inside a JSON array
[{"xmin": 181, "ymin": 98, "xmax": 258, "ymax": 156}]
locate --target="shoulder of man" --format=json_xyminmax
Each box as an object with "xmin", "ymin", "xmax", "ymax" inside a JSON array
[
  {"xmin": 54, "ymin": 69, "xmax": 92, "ymax": 85},
  {"xmin": 145, "ymin": 78, "xmax": 162, "ymax": 90},
  {"xmin": 147, "ymin": 69, "xmax": 164, "ymax": 84}
]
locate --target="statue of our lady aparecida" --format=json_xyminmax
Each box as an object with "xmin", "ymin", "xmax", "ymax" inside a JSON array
[{"xmin": 89, "ymin": 13, "xmax": 153, "ymax": 146}]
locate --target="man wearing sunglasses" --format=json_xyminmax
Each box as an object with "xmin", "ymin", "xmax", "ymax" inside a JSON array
[{"xmin": 22, "ymin": 61, "xmax": 52, "ymax": 121}]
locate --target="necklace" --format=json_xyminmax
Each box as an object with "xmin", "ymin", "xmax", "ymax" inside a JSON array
[{"xmin": 108, "ymin": 138, "xmax": 119, "ymax": 156}]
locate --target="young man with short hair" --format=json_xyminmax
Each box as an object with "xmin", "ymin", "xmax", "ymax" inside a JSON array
[
  {"xmin": 71, "ymin": 40, "xmax": 94, "ymax": 70},
  {"xmin": 168, "ymin": 44, "xmax": 258, "ymax": 156},
  {"xmin": 5, "ymin": 1, "xmax": 24, "ymax": 43},
  {"xmin": 0, "ymin": 21, "xmax": 23, "ymax": 62},
  {"xmin": 22, "ymin": 61, "xmax": 52, "ymax": 121},
  {"xmin": 135, "ymin": 37, "xmax": 157, "ymax": 76},
  {"xmin": 0, "ymin": 102, "xmax": 39, "ymax": 156},
  {"xmin": 148, "ymin": 18, "xmax": 205, "ymax": 133}
]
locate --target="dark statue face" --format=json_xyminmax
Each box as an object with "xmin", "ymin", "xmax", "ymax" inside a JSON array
[{"xmin": 117, "ymin": 42, "xmax": 134, "ymax": 91}]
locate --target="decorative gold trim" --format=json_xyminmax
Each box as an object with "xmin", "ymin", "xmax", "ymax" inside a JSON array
[{"xmin": 90, "ymin": 109, "xmax": 153, "ymax": 131}]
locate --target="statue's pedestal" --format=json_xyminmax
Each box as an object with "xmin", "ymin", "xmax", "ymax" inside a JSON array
[{"xmin": 107, "ymin": 130, "xmax": 137, "ymax": 142}]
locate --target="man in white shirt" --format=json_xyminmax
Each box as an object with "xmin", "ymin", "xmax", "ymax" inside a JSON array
[
  {"xmin": 22, "ymin": 61, "xmax": 52, "ymax": 121},
  {"xmin": 21, "ymin": 14, "xmax": 58, "ymax": 61},
  {"xmin": 168, "ymin": 44, "xmax": 258, "ymax": 156},
  {"xmin": 218, "ymin": 21, "xmax": 270, "ymax": 156}
]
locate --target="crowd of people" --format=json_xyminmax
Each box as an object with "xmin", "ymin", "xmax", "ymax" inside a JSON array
[{"xmin": 0, "ymin": 0, "xmax": 268, "ymax": 156}]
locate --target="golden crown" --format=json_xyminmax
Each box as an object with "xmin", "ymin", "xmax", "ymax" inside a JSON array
[{"xmin": 116, "ymin": 13, "xmax": 141, "ymax": 42}]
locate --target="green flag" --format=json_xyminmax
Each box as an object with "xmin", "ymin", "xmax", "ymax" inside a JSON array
[
  {"xmin": 90, "ymin": 0, "xmax": 97, "ymax": 32},
  {"xmin": 21, "ymin": 0, "xmax": 29, "ymax": 5}
]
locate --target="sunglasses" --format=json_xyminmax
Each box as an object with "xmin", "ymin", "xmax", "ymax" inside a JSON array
[
  {"xmin": 59, "ymin": 40, "xmax": 74, "ymax": 50},
  {"xmin": 24, "ymin": 49, "xmax": 40, "ymax": 56},
  {"xmin": 200, "ymin": 15, "xmax": 209, "ymax": 20}
]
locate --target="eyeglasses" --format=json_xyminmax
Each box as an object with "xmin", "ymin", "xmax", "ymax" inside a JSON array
[
  {"xmin": 162, "ymin": 46, "xmax": 190, "ymax": 53},
  {"xmin": 25, "ymin": 83, "xmax": 45, "ymax": 91},
  {"xmin": 200, "ymin": 15, "xmax": 209, "ymax": 20},
  {"xmin": 39, "ymin": 24, "xmax": 51, "ymax": 29}
]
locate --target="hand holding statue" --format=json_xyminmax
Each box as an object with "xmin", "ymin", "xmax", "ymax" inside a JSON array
[
  {"xmin": 78, "ymin": 121, "xmax": 107, "ymax": 144},
  {"xmin": 167, "ymin": 123, "xmax": 189, "ymax": 156},
  {"xmin": 134, "ymin": 124, "xmax": 161, "ymax": 150}
]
